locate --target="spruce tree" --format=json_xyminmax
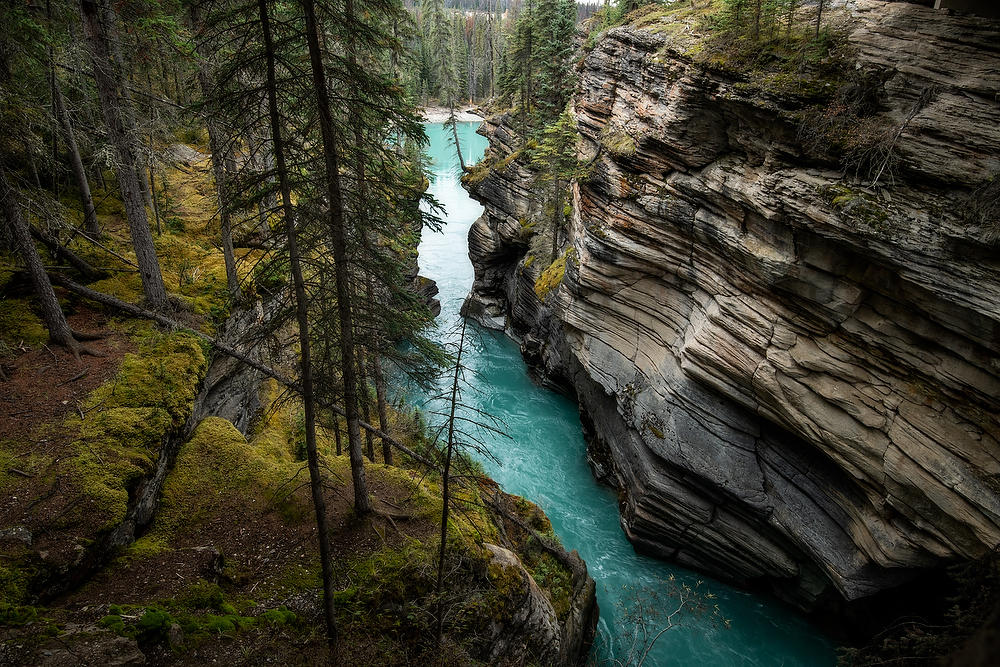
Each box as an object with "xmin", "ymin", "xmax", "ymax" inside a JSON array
[
  {"xmin": 78, "ymin": 0, "xmax": 169, "ymax": 310},
  {"xmin": 532, "ymin": 109, "xmax": 579, "ymax": 260},
  {"xmin": 301, "ymin": 0, "xmax": 373, "ymax": 516},
  {"xmin": 257, "ymin": 0, "xmax": 339, "ymax": 646},
  {"xmin": 534, "ymin": 0, "xmax": 576, "ymax": 126}
]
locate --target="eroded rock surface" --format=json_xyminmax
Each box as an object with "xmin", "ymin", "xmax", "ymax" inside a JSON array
[{"xmin": 464, "ymin": 0, "xmax": 1000, "ymax": 609}]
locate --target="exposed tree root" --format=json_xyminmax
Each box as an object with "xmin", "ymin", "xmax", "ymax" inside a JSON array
[
  {"xmin": 56, "ymin": 335, "xmax": 106, "ymax": 363},
  {"xmin": 71, "ymin": 329, "xmax": 107, "ymax": 341}
]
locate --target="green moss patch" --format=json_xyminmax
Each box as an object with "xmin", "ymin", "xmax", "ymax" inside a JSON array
[
  {"xmin": 87, "ymin": 274, "xmax": 144, "ymax": 306},
  {"xmin": 132, "ymin": 416, "xmax": 309, "ymax": 554},
  {"xmin": 0, "ymin": 299, "xmax": 47, "ymax": 347},
  {"xmin": 534, "ymin": 248, "xmax": 575, "ymax": 301},
  {"xmin": 65, "ymin": 331, "xmax": 207, "ymax": 532},
  {"xmin": 818, "ymin": 183, "xmax": 890, "ymax": 233},
  {"xmin": 97, "ymin": 589, "xmax": 303, "ymax": 650},
  {"xmin": 83, "ymin": 332, "xmax": 206, "ymax": 424},
  {"xmin": 600, "ymin": 126, "xmax": 638, "ymax": 157},
  {"xmin": 461, "ymin": 160, "xmax": 493, "ymax": 188},
  {"xmin": 0, "ymin": 561, "xmax": 33, "ymax": 608}
]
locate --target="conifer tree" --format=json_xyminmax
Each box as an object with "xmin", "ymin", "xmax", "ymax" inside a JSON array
[
  {"xmin": 534, "ymin": 0, "xmax": 576, "ymax": 126},
  {"xmin": 256, "ymin": 0, "xmax": 339, "ymax": 646},
  {"xmin": 532, "ymin": 108, "xmax": 579, "ymax": 260},
  {"xmin": 189, "ymin": 2, "xmax": 240, "ymax": 299},
  {"xmin": 78, "ymin": 0, "xmax": 169, "ymax": 310},
  {"xmin": 301, "ymin": 0, "xmax": 372, "ymax": 516},
  {"xmin": 0, "ymin": 5, "xmax": 101, "ymax": 358},
  {"xmin": 2, "ymin": 169, "xmax": 101, "ymax": 361}
]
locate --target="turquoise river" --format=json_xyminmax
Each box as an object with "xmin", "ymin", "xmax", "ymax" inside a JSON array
[{"xmin": 415, "ymin": 121, "xmax": 835, "ymax": 666}]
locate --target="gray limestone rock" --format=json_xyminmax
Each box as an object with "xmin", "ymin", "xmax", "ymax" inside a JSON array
[{"xmin": 463, "ymin": 0, "xmax": 1000, "ymax": 609}]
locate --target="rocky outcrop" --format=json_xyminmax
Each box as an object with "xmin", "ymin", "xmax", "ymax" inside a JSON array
[
  {"xmin": 464, "ymin": 0, "xmax": 1000, "ymax": 610},
  {"xmin": 484, "ymin": 543, "xmax": 563, "ymax": 663}
]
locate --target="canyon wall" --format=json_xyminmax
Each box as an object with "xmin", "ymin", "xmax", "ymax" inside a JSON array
[{"xmin": 463, "ymin": 0, "xmax": 1000, "ymax": 609}]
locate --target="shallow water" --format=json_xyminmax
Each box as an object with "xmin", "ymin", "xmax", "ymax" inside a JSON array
[{"xmin": 413, "ymin": 121, "xmax": 834, "ymax": 666}]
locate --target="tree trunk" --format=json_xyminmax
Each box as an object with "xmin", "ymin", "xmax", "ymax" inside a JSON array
[
  {"xmin": 148, "ymin": 159, "xmax": 161, "ymax": 236},
  {"xmin": 334, "ymin": 417, "xmax": 342, "ymax": 456},
  {"xmin": 79, "ymin": 0, "xmax": 168, "ymax": 311},
  {"xmin": 2, "ymin": 168, "xmax": 83, "ymax": 359},
  {"xmin": 303, "ymin": 0, "xmax": 372, "ymax": 516},
  {"xmin": 369, "ymin": 280, "xmax": 392, "ymax": 466},
  {"xmin": 448, "ymin": 112, "xmax": 466, "ymax": 171},
  {"xmin": 357, "ymin": 350, "xmax": 375, "ymax": 462},
  {"xmin": 52, "ymin": 80, "xmax": 100, "ymax": 238},
  {"xmin": 139, "ymin": 159, "xmax": 155, "ymax": 218},
  {"xmin": 340, "ymin": 2, "xmax": 391, "ymax": 469},
  {"xmin": 816, "ymin": 0, "xmax": 824, "ymax": 38},
  {"xmin": 258, "ymin": 0, "xmax": 338, "ymax": 648},
  {"xmin": 550, "ymin": 178, "xmax": 562, "ymax": 262},
  {"xmin": 143, "ymin": 65, "xmax": 161, "ymax": 237},
  {"xmin": 253, "ymin": 111, "xmax": 277, "ymax": 237},
  {"xmin": 190, "ymin": 4, "xmax": 240, "ymax": 300},
  {"xmin": 436, "ymin": 319, "xmax": 467, "ymax": 646}
]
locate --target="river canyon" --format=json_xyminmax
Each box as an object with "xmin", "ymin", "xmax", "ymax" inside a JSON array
[{"xmin": 417, "ymin": 121, "xmax": 833, "ymax": 666}]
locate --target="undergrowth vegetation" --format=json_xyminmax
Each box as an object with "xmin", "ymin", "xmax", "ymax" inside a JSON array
[
  {"xmin": 97, "ymin": 580, "xmax": 302, "ymax": 651},
  {"xmin": 1, "ymin": 134, "xmax": 583, "ymax": 663}
]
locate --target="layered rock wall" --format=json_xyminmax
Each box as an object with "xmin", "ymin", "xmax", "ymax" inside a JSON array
[{"xmin": 464, "ymin": 0, "xmax": 1000, "ymax": 608}]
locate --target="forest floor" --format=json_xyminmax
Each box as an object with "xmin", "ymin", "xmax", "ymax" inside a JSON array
[
  {"xmin": 0, "ymin": 140, "xmax": 575, "ymax": 666},
  {"xmin": 0, "ymin": 306, "xmax": 130, "ymax": 444}
]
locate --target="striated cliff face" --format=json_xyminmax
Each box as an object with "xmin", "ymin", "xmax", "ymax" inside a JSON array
[{"xmin": 464, "ymin": 0, "xmax": 1000, "ymax": 610}]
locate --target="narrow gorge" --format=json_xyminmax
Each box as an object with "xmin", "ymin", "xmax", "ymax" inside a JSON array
[{"xmin": 463, "ymin": 0, "xmax": 1000, "ymax": 627}]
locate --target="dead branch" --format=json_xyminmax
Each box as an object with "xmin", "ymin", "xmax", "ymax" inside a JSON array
[
  {"xmin": 58, "ymin": 369, "xmax": 89, "ymax": 385},
  {"xmin": 30, "ymin": 225, "xmax": 106, "ymax": 281}
]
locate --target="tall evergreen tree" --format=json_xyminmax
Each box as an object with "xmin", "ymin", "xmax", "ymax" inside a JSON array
[
  {"xmin": 533, "ymin": 0, "xmax": 576, "ymax": 125},
  {"xmin": 78, "ymin": 0, "xmax": 169, "ymax": 310},
  {"xmin": 257, "ymin": 0, "xmax": 339, "ymax": 647},
  {"xmin": 531, "ymin": 108, "xmax": 578, "ymax": 260},
  {"xmin": 301, "ymin": 0, "xmax": 372, "ymax": 517},
  {"xmin": 189, "ymin": 2, "xmax": 240, "ymax": 299}
]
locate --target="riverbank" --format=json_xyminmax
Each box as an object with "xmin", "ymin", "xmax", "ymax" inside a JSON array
[{"xmin": 419, "ymin": 105, "xmax": 483, "ymax": 123}]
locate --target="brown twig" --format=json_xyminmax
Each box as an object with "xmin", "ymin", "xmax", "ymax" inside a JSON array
[{"xmin": 58, "ymin": 369, "xmax": 88, "ymax": 385}]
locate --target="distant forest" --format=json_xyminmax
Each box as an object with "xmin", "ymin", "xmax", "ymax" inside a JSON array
[{"xmin": 403, "ymin": 0, "xmax": 603, "ymax": 104}]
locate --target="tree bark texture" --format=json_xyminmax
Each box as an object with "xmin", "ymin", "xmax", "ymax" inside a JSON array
[
  {"xmin": 302, "ymin": 0, "xmax": 372, "ymax": 516},
  {"xmin": 79, "ymin": 0, "xmax": 168, "ymax": 310},
  {"xmin": 2, "ymin": 168, "xmax": 80, "ymax": 357},
  {"xmin": 52, "ymin": 80, "xmax": 100, "ymax": 238}
]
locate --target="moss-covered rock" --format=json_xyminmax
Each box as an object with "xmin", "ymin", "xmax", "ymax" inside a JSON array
[
  {"xmin": 66, "ymin": 331, "xmax": 208, "ymax": 531},
  {"xmin": 83, "ymin": 332, "xmax": 207, "ymax": 425}
]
